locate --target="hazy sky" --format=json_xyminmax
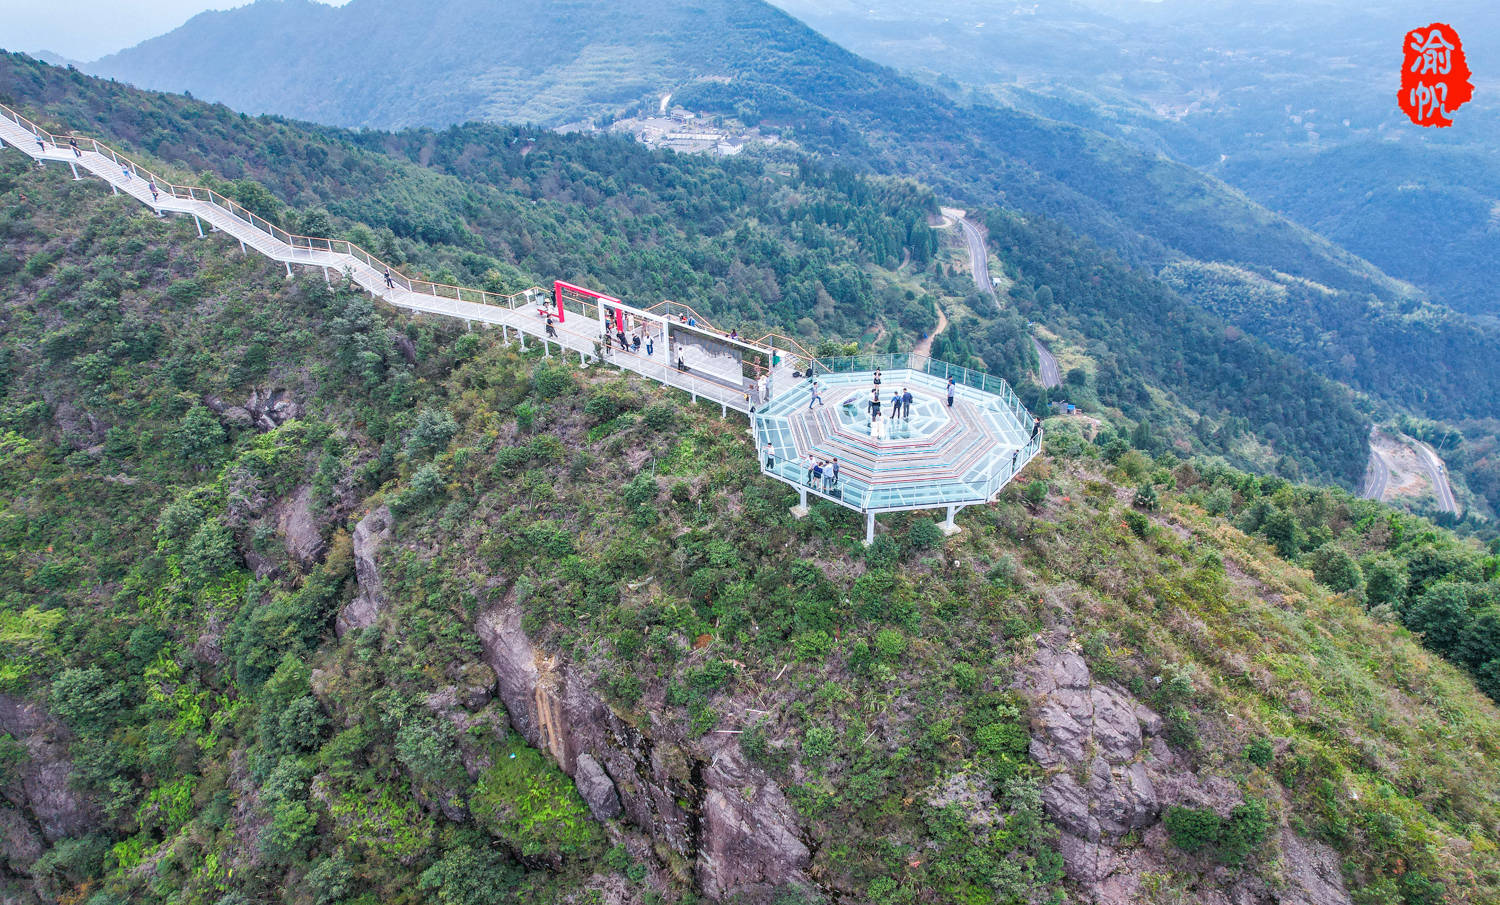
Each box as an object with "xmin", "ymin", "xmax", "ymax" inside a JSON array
[{"xmin": 0, "ymin": 0, "xmax": 350, "ymax": 62}]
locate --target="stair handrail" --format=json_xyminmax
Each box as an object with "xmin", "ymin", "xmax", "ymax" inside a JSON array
[{"xmin": 0, "ymin": 101, "xmax": 570, "ymax": 313}]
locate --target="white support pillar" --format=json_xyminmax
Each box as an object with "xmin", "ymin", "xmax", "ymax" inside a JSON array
[
  {"xmin": 284, "ymin": 261, "xmax": 294, "ymax": 279},
  {"xmin": 193, "ymin": 215, "xmax": 204, "ymax": 238},
  {"xmin": 865, "ymin": 512, "xmax": 876, "ymax": 546},
  {"xmin": 322, "ymin": 266, "xmax": 331, "ymax": 284},
  {"xmin": 68, "ymin": 161, "xmax": 79, "ymax": 180},
  {"xmin": 110, "ymin": 181, "xmax": 118, "ymax": 195},
  {"xmin": 940, "ymin": 504, "xmax": 962, "ymax": 536},
  {"xmin": 579, "ymin": 350, "xmax": 586, "ymax": 366},
  {"xmin": 518, "ymin": 331, "xmax": 526, "ymax": 351},
  {"xmin": 239, "ymin": 239, "xmax": 247, "ymax": 255},
  {"xmin": 501, "ymin": 325, "xmax": 509, "ymax": 345},
  {"xmin": 721, "ymin": 402, "xmax": 727, "ymax": 419},
  {"xmin": 542, "ymin": 338, "xmax": 550, "ymax": 358},
  {"xmin": 790, "ymin": 485, "xmax": 810, "ymax": 520}
]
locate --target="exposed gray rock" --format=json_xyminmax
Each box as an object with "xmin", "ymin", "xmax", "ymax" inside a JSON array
[
  {"xmin": 451, "ymin": 662, "xmax": 496, "ymax": 711},
  {"xmin": 476, "ymin": 597, "xmax": 810, "ymax": 901},
  {"xmin": 335, "ymin": 506, "xmax": 392, "ymax": 638},
  {"xmin": 574, "ymin": 753, "xmax": 622, "ymax": 821},
  {"xmin": 1024, "ymin": 645, "xmax": 1159, "ymax": 845},
  {"xmin": 220, "ymin": 406, "xmax": 255, "ymax": 429},
  {"xmin": 0, "ymin": 695, "xmax": 98, "ymax": 842},
  {"xmin": 192, "ymin": 614, "xmax": 226, "ymax": 665},
  {"xmin": 0, "ymin": 804, "xmax": 43, "ymax": 872},
  {"xmin": 697, "ymin": 744, "xmax": 810, "ymax": 900},
  {"xmin": 1022, "ymin": 638, "xmax": 1352, "ymax": 905},
  {"xmin": 276, "ymin": 484, "xmax": 324, "ymax": 565},
  {"xmin": 1271, "ymin": 829, "xmax": 1353, "ymax": 905}
]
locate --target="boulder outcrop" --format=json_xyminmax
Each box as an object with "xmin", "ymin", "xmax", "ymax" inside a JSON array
[
  {"xmin": 1020, "ymin": 637, "xmax": 1351, "ymax": 905},
  {"xmin": 476, "ymin": 599, "xmax": 809, "ymax": 901},
  {"xmin": 0, "ymin": 695, "xmax": 98, "ymax": 843},
  {"xmin": 335, "ymin": 506, "xmax": 392, "ymax": 638}
]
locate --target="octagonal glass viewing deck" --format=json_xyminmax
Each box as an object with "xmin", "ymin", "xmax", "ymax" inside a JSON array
[{"xmin": 753, "ymin": 354, "xmax": 1041, "ymax": 524}]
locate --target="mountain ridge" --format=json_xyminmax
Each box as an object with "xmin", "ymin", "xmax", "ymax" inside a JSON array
[{"xmin": 86, "ymin": 0, "xmax": 1416, "ymax": 307}]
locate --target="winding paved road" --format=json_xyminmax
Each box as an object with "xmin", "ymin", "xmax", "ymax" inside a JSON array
[
  {"xmin": 1033, "ymin": 337, "xmax": 1061, "ymax": 389},
  {"xmin": 1413, "ymin": 440, "xmax": 1459, "ymax": 515},
  {"xmin": 948, "ymin": 211, "xmax": 1062, "ymax": 389},
  {"xmin": 1361, "ymin": 445, "xmax": 1392, "ymax": 502},
  {"xmin": 955, "ymin": 215, "xmax": 994, "ymax": 296}
]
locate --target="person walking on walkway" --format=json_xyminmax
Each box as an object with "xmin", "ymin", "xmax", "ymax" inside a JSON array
[
  {"xmin": 946, "ymin": 376, "xmax": 956, "ymax": 408},
  {"xmin": 645, "ymin": 334, "xmax": 654, "ymax": 356},
  {"xmin": 757, "ymin": 374, "xmax": 769, "ymax": 403},
  {"xmin": 829, "ymin": 457, "xmax": 840, "ymax": 490},
  {"xmin": 148, "ymin": 181, "xmax": 159, "ymax": 203},
  {"xmin": 1012, "ymin": 449, "xmax": 1019, "ymax": 474},
  {"xmin": 869, "ymin": 388, "xmax": 882, "ymax": 421},
  {"xmin": 545, "ymin": 314, "xmax": 558, "ymax": 338},
  {"xmin": 764, "ymin": 441, "xmax": 775, "ymax": 469},
  {"xmin": 812, "ymin": 459, "xmax": 825, "ymax": 490},
  {"xmin": 1031, "ymin": 416, "xmax": 1042, "ymax": 441},
  {"xmin": 890, "ymin": 390, "xmax": 901, "ymax": 422},
  {"xmin": 121, "ymin": 164, "xmax": 132, "ymax": 181},
  {"xmin": 35, "ymin": 136, "xmax": 45, "ymax": 153},
  {"xmin": 69, "ymin": 137, "xmax": 80, "ymax": 157},
  {"xmin": 808, "ymin": 381, "xmax": 824, "ymax": 410},
  {"xmin": 873, "ymin": 369, "xmax": 882, "ymax": 389},
  {"xmin": 383, "ymin": 268, "xmax": 395, "ymax": 289},
  {"xmin": 902, "ymin": 387, "xmax": 913, "ymax": 420}
]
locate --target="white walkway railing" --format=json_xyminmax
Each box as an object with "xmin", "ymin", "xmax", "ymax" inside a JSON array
[{"xmin": 0, "ymin": 101, "xmax": 755, "ymax": 415}]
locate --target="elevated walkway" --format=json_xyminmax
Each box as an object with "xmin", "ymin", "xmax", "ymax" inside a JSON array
[
  {"xmin": 1, "ymin": 102, "xmax": 1041, "ymax": 538},
  {"xmin": 0, "ymin": 101, "xmax": 754, "ymax": 414}
]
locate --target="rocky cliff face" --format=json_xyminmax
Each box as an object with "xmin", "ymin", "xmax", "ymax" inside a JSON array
[
  {"xmin": 476, "ymin": 598, "xmax": 811, "ymax": 901},
  {"xmin": 1021, "ymin": 636, "xmax": 1351, "ymax": 905},
  {"xmin": 335, "ymin": 505, "xmax": 392, "ymax": 638},
  {"xmin": 0, "ymin": 694, "xmax": 99, "ymax": 899}
]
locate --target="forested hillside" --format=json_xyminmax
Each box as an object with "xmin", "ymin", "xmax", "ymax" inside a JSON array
[
  {"xmin": 85, "ymin": 0, "xmax": 1413, "ymax": 309},
  {"xmin": 768, "ymin": 0, "xmax": 1500, "ymax": 318},
  {"xmin": 0, "ymin": 52, "xmax": 1374, "ymax": 489},
  {"xmin": 3, "ymin": 163, "xmax": 1500, "ymax": 904}
]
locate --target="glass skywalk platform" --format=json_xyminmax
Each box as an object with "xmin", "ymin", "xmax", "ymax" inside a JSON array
[{"xmin": 752, "ymin": 357, "xmax": 1041, "ymax": 540}]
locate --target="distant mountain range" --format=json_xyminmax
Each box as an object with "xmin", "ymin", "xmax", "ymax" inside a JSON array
[
  {"xmin": 87, "ymin": 0, "xmax": 1412, "ymax": 295},
  {"xmin": 769, "ymin": 0, "xmax": 1500, "ymax": 319}
]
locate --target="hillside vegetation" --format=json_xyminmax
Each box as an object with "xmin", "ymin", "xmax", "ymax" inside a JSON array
[
  {"xmin": 1, "ymin": 52, "xmax": 1376, "ymax": 492},
  {"xmin": 2, "ymin": 140, "xmax": 1500, "ymax": 905}
]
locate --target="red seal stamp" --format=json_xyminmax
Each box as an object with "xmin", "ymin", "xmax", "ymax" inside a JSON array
[{"xmin": 1399, "ymin": 23, "xmax": 1473, "ymax": 127}]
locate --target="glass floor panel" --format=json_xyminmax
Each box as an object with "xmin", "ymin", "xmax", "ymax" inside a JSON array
[{"xmin": 754, "ymin": 369, "xmax": 1040, "ymax": 513}]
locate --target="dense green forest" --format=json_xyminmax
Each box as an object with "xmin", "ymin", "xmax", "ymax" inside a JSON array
[
  {"xmin": 1158, "ymin": 262, "xmax": 1500, "ymax": 425},
  {"xmin": 768, "ymin": 0, "xmax": 1500, "ymax": 320},
  {"xmin": 1159, "ymin": 261, "xmax": 1500, "ymax": 518},
  {"xmin": 982, "ymin": 213, "xmax": 1370, "ymax": 488}
]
